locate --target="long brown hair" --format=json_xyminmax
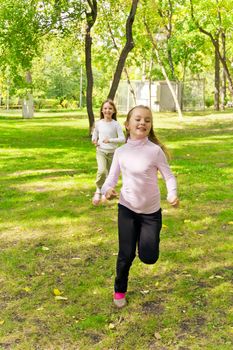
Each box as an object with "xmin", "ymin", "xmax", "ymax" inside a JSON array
[
  {"xmin": 125, "ymin": 105, "xmax": 170, "ymax": 159},
  {"xmin": 100, "ymin": 99, "xmax": 117, "ymax": 120}
]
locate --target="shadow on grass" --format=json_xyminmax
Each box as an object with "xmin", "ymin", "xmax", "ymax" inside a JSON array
[{"xmin": 0, "ymin": 114, "xmax": 232, "ymax": 349}]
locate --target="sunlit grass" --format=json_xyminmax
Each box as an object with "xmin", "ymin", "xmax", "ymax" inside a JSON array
[{"xmin": 0, "ymin": 110, "xmax": 232, "ymax": 349}]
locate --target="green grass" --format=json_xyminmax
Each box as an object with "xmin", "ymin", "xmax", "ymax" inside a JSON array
[{"xmin": 0, "ymin": 110, "xmax": 233, "ymax": 349}]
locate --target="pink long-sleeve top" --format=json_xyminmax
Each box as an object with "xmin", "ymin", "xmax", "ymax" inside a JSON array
[{"xmin": 101, "ymin": 137, "xmax": 177, "ymax": 214}]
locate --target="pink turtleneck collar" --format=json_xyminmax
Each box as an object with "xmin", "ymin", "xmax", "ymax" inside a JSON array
[{"xmin": 127, "ymin": 137, "xmax": 148, "ymax": 146}]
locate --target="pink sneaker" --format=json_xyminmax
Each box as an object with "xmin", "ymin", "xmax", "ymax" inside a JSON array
[
  {"xmin": 113, "ymin": 292, "xmax": 127, "ymax": 308},
  {"xmin": 92, "ymin": 192, "xmax": 101, "ymax": 206}
]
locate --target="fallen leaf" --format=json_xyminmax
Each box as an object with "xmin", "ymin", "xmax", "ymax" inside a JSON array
[
  {"xmin": 42, "ymin": 246, "xmax": 50, "ymax": 251},
  {"xmin": 184, "ymin": 219, "xmax": 191, "ymax": 223},
  {"xmin": 154, "ymin": 331, "xmax": 162, "ymax": 340},
  {"xmin": 209, "ymin": 275, "xmax": 223, "ymax": 279},
  {"xmin": 228, "ymin": 221, "xmax": 233, "ymax": 225},
  {"xmin": 23, "ymin": 287, "xmax": 31, "ymax": 293},
  {"xmin": 108, "ymin": 316, "xmax": 124, "ymax": 330},
  {"xmin": 108, "ymin": 323, "xmax": 115, "ymax": 329},
  {"xmin": 162, "ymin": 224, "xmax": 168, "ymax": 229},
  {"xmin": 54, "ymin": 296, "xmax": 68, "ymax": 300},
  {"xmin": 53, "ymin": 288, "xmax": 62, "ymax": 296},
  {"xmin": 0, "ymin": 320, "xmax": 5, "ymax": 325},
  {"xmin": 140, "ymin": 290, "xmax": 150, "ymax": 295}
]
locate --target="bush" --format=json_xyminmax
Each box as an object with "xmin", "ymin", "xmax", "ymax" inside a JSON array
[
  {"xmin": 34, "ymin": 99, "xmax": 59, "ymax": 109},
  {"xmin": 205, "ymin": 96, "xmax": 214, "ymax": 108}
]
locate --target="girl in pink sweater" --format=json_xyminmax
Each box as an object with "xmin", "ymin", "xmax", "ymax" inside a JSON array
[{"xmin": 101, "ymin": 105, "xmax": 179, "ymax": 308}]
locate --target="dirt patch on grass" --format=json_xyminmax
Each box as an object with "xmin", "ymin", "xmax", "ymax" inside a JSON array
[
  {"xmin": 85, "ymin": 331, "xmax": 103, "ymax": 344},
  {"xmin": 142, "ymin": 299, "xmax": 165, "ymax": 315},
  {"xmin": 179, "ymin": 314, "xmax": 206, "ymax": 339}
]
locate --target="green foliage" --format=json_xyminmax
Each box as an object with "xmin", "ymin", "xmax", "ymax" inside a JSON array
[
  {"xmin": 1, "ymin": 0, "xmax": 233, "ymax": 106},
  {"xmin": 0, "ymin": 0, "xmax": 41, "ymax": 71}
]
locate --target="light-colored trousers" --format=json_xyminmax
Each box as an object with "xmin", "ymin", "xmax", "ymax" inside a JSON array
[{"xmin": 95, "ymin": 149, "xmax": 114, "ymax": 191}]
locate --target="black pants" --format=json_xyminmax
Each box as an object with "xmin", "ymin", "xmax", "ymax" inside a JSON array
[{"xmin": 115, "ymin": 204, "xmax": 162, "ymax": 293}]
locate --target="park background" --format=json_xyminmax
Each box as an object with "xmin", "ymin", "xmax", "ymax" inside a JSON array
[{"xmin": 0, "ymin": 1, "xmax": 233, "ymax": 349}]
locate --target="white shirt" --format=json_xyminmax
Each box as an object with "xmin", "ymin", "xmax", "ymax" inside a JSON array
[{"xmin": 92, "ymin": 119, "xmax": 125, "ymax": 153}]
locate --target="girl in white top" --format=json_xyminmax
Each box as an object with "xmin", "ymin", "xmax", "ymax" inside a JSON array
[
  {"xmin": 101, "ymin": 105, "xmax": 179, "ymax": 308},
  {"xmin": 92, "ymin": 99, "xmax": 125, "ymax": 205}
]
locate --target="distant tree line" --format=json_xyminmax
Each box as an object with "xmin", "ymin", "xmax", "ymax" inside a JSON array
[{"xmin": 1, "ymin": 0, "xmax": 233, "ymax": 128}]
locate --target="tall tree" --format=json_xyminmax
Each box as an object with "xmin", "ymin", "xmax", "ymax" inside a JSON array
[
  {"xmin": 142, "ymin": 0, "xmax": 183, "ymax": 118},
  {"xmin": 0, "ymin": 0, "xmax": 41, "ymax": 117},
  {"xmin": 107, "ymin": 0, "xmax": 139, "ymax": 100},
  {"xmin": 145, "ymin": 21, "xmax": 183, "ymax": 119},
  {"xmin": 157, "ymin": 0, "xmax": 176, "ymax": 80},
  {"xmin": 190, "ymin": 0, "xmax": 233, "ymax": 100},
  {"xmin": 0, "ymin": 0, "xmax": 65, "ymax": 117},
  {"xmin": 214, "ymin": 34, "xmax": 220, "ymax": 110},
  {"xmin": 101, "ymin": 4, "xmax": 136, "ymax": 104},
  {"xmin": 84, "ymin": 0, "xmax": 97, "ymax": 132}
]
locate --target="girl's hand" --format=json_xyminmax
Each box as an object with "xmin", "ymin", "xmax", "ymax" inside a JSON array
[
  {"xmin": 169, "ymin": 197, "xmax": 179, "ymax": 208},
  {"xmin": 105, "ymin": 188, "xmax": 118, "ymax": 200},
  {"xmin": 103, "ymin": 137, "xmax": 109, "ymax": 143},
  {"xmin": 92, "ymin": 140, "xmax": 99, "ymax": 147}
]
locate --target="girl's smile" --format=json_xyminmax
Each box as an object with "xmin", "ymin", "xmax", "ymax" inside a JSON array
[
  {"xmin": 126, "ymin": 107, "xmax": 152, "ymax": 140},
  {"xmin": 102, "ymin": 102, "xmax": 115, "ymax": 121}
]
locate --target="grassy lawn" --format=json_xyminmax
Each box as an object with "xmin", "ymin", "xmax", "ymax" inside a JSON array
[{"xmin": 0, "ymin": 110, "xmax": 232, "ymax": 350}]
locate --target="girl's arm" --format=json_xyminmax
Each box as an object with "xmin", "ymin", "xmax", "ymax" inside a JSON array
[
  {"xmin": 101, "ymin": 151, "xmax": 121, "ymax": 196},
  {"xmin": 91, "ymin": 123, "xmax": 98, "ymax": 144},
  {"xmin": 108, "ymin": 122, "xmax": 125, "ymax": 144},
  {"xmin": 156, "ymin": 148, "xmax": 179, "ymax": 206}
]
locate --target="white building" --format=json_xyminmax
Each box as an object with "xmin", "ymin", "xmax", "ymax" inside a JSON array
[{"xmin": 115, "ymin": 80, "xmax": 182, "ymax": 113}]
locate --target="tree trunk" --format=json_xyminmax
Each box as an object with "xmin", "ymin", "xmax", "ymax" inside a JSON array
[
  {"xmin": 158, "ymin": 0, "xmax": 176, "ymax": 80},
  {"xmin": 199, "ymin": 28, "xmax": 233, "ymax": 97},
  {"xmin": 106, "ymin": 19, "xmax": 136, "ymax": 104},
  {"xmin": 85, "ymin": 0, "xmax": 97, "ymax": 133},
  {"xmin": 156, "ymin": 49, "xmax": 183, "ymax": 119},
  {"xmin": 214, "ymin": 37, "xmax": 220, "ymax": 110},
  {"xmin": 104, "ymin": 13, "xmax": 136, "ymax": 104},
  {"xmin": 220, "ymin": 31, "xmax": 226, "ymax": 109},
  {"xmin": 108, "ymin": 0, "xmax": 139, "ymax": 100},
  {"xmin": 22, "ymin": 71, "xmax": 34, "ymax": 119},
  {"xmin": 145, "ymin": 22, "xmax": 183, "ymax": 119},
  {"xmin": 190, "ymin": 0, "xmax": 233, "ymax": 97},
  {"xmin": 22, "ymin": 94, "xmax": 34, "ymax": 118}
]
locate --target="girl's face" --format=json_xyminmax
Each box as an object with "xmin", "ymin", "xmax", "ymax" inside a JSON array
[
  {"xmin": 102, "ymin": 102, "xmax": 115, "ymax": 120},
  {"xmin": 126, "ymin": 107, "xmax": 152, "ymax": 140}
]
